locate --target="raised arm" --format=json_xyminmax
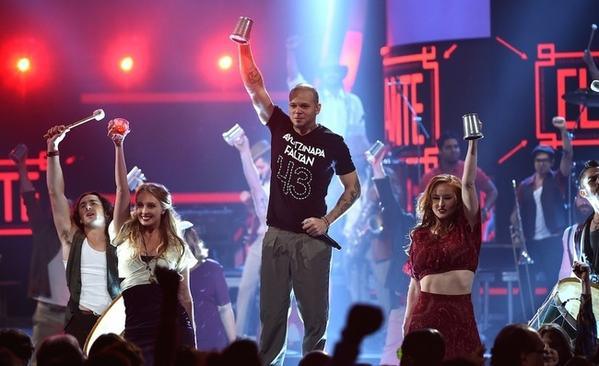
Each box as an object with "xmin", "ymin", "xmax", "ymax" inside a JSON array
[
  {"xmin": 108, "ymin": 119, "xmax": 131, "ymax": 232},
  {"xmin": 462, "ymin": 139, "xmax": 479, "ymax": 226},
  {"xmin": 238, "ymin": 43, "xmax": 274, "ymax": 124},
  {"xmin": 552, "ymin": 116, "xmax": 573, "ymax": 177},
  {"xmin": 11, "ymin": 145, "xmax": 44, "ymax": 230},
  {"xmin": 45, "ymin": 125, "xmax": 75, "ymax": 259},
  {"xmin": 232, "ymin": 134, "xmax": 268, "ymax": 224},
  {"xmin": 10, "ymin": 145, "xmax": 35, "ymax": 193}
]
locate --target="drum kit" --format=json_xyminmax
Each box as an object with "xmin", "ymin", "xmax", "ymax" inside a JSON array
[{"xmin": 529, "ymin": 278, "xmax": 599, "ymax": 341}]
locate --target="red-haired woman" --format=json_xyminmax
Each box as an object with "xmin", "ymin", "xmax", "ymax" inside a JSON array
[{"xmin": 403, "ymin": 139, "xmax": 482, "ymax": 360}]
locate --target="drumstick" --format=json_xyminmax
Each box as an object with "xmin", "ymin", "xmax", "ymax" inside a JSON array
[
  {"xmin": 587, "ymin": 24, "xmax": 597, "ymax": 51},
  {"xmin": 67, "ymin": 109, "xmax": 105, "ymax": 129},
  {"xmin": 42, "ymin": 109, "xmax": 105, "ymax": 139}
]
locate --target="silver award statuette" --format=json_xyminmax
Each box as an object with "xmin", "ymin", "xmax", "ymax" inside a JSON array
[
  {"xmin": 462, "ymin": 113, "xmax": 484, "ymax": 140},
  {"xmin": 222, "ymin": 123, "xmax": 245, "ymax": 145},
  {"xmin": 230, "ymin": 16, "xmax": 254, "ymax": 44},
  {"xmin": 365, "ymin": 140, "xmax": 385, "ymax": 163}
]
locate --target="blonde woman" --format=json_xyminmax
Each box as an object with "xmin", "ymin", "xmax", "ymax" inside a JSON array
[{"xmin": 111, "ymin": 182, "xmax": 197, "ymax": 365}]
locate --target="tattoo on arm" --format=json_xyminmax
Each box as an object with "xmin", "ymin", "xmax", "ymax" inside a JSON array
[
  {"xmin": 330, "ymin": 180, "xmax": 361, "ymax": 222},
  {"xmin": 246, "ymin": 67, "xmax": 262, "ymax": 85}
]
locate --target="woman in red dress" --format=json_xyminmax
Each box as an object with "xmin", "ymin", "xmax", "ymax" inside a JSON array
[{"xmin": 403, "ymin": 138, "xmax": 482, "ymax": 360}]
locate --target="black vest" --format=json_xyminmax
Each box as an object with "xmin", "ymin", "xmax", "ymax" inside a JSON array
[{"xmin": 65, "ymin": 229, "xmax": 120, "ymax": 324}]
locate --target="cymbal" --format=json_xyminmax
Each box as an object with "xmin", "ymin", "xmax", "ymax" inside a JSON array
[{"xmin": 562, "ymin": 89, "xmax": 599, "ymax": 107}]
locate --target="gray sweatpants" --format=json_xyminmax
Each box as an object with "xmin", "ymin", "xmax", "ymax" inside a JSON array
[{"xmin": 259, "ymin": 227, "xmax": 332, "ymax": 366}]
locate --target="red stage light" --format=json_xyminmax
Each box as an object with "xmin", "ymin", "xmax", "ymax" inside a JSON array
[
  {"xmin": 103, "ymin": 35, "xmax": 149, "ymax": 87},
  {"xmin": 218, "ymin": 55, "xmax": 233, "ymax": 71},
  {"xmin": 119, "ymin": 56, "xmax": 134, "ymax": 73},
  {"xmin": 16, "ymin": 57, "xmax": 31, "ymax": 73},
  {"xmin": 1, "ymin": 36, "xmax": 52, "ymax": 93}
]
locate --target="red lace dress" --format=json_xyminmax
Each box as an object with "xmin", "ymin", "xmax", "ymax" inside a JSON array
[{"xmin": 407, "ymin": 211, "xmax": 482, "ymax": 360}]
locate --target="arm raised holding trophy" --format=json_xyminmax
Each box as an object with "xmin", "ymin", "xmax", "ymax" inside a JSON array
[
  {"xmin": 403, "ymin": 113, "xmax": 485, "ymax": 361},
  {"xmin": 230, "ymin": 17, "xmax": 360, "ymax": 365}
]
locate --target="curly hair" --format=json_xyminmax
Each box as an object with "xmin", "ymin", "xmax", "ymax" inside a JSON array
[{"xmin": 113, "ymin": 183, "xmax": 185, "ymax": 261}]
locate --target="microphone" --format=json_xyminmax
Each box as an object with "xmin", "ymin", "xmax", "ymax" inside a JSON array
[{"xmin": 318, "ymin": 234, "xmax": 342, "ymax": 250}]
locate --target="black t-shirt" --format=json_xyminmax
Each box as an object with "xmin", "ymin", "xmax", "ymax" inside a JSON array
[{"xmin": 266, "ymin": 106, "xmax": 355, "ymax": 233}]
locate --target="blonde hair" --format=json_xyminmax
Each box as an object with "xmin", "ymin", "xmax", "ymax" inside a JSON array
[{"xmin": 113, "ymin": 182, "xmax": 185, "ymax": 261}]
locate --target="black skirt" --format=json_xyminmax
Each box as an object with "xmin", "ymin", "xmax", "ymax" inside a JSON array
[{"xmin": 122, "ymin": 284, "xmax": 194, "ymax": 366}]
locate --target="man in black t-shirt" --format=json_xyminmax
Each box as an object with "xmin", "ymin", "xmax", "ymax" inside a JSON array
[{"xmin": 235, "ymin": 34, "xmax": 361, "ymax": 366}]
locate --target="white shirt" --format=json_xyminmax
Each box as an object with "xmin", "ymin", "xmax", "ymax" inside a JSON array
[
  {"xmin": 533, "ymin": 186, "xmax": 552, "ymax": 240},
  {"xmin": 79, "ymin": 239, "xmax": 112, "ymax": 315},
  {"xmin": 109, "ymin": 224, "xmax": 197, "ymax": 292}
]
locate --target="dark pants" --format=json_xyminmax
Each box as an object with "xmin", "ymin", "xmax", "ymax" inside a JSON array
[
  {"xmin": 259, "ymin": 227, "xmax": 332, "ymax": 366},
  {"xmin": 64, "ymin": 310, "xmax": 99, "ymax": 349}
]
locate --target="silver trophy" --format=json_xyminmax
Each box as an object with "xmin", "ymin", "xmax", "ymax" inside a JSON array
[
  {"xmin": 462, "ymin": 113, "xmax": 484, "ymax": 140},
  {"xmin": 222, "ymin": 123, "xmax": 245, "ymax": 146},
  {"xmin": 230, "ymin": 16, "xmax": 254, "ymax": 44},
  {"xmin": 365, "ymin": 140, "xmax": 385, "ymax": 163}
]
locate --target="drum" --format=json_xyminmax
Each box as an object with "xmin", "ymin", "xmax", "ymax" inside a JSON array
[
  {"xmin": 529, "ymin": 277, "xmax": 599, "ymax": 341},
  {"xmin": 82, "ymin": 295, "xmax": 126, "ymax": 355}
]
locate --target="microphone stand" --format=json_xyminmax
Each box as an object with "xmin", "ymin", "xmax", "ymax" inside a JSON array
[{"xmin": 394, "ymin": 82, "xmax": 431, "ymax": 181}]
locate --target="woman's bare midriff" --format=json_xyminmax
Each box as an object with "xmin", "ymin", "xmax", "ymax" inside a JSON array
[{"xmin": 419, "ymin": 270, "xmax": 475, "ymax": 295}]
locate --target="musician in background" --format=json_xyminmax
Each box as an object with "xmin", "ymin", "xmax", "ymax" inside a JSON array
[
  {"xmin": 558, "ymin": 194, "xmax": 593, "ymax": 280},
  {"xmin": 567, "ymin": 161, "xmax": 599, "ymax": 278},
  {"xmin": 565, "ymin": 161, "xmax": 599, "ymax": 358},
  {"xmin": 418, "ymin": 133, "xmax": 497, "ymax": 241},
  {"xmin": 229, "ymin": 136, "xmax": 271, "ymax": 338},
  {"xmin": 365, "ymin": 148, "xmax": 415, "ymax": 366},
  {"xmin": 513, "ymin": 117, "xmax": 573, "ymax": 306},
  {"xmin": 10, "ymin": 145, "xmax": 69, "ymax": 365}
]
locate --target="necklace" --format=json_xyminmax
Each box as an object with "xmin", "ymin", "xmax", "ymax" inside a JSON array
[{"xmin": 141, "ymin": 234, "xmax": 157, "ymax": 283}]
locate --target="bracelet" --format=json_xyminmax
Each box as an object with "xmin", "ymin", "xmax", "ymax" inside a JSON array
[
  {"xmin": 321, "ymin": 216, "xmax": 330, "ymax": 229},
  {"xmin": 47, "ymin": 150, "xmax": 59, "ymax": 157}
]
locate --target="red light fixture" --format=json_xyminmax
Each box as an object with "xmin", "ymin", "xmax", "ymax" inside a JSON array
[{"xmin": 16, "ymin": 57, "xmax": 31, "ymax": 73}]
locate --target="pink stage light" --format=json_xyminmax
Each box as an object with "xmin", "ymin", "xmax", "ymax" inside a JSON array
[
  {"xmin": 217, "ymin": 55, "xmax": 233, "ymax": 71},
  {"xmin": 119, "ymin": 56, "xmax": 134, "ymax": 73}
]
